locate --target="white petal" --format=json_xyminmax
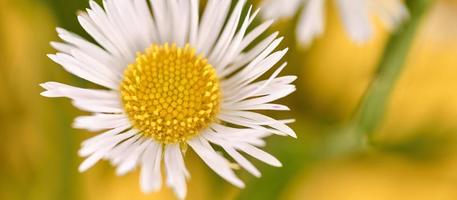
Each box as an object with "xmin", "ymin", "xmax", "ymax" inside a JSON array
[
  {"xmin": 47, "ymin": 53, "xmax": 119, "ymax": 90},
  {"xmin": 164, "ymin": 144, "xmax": 188, "ymax": 199},
  {"xmin": 150, "ymin": 0, "xmax": 172, "ymax": 43},
  {"xmin": 168, "ymin": 0, "xmax": 189, "ymax": 46},
  {"xmin": 40, "ymin": 82, "xmax": 123, "ymax": 113},
  {"xmin": 72, "ymin": 100, "xmax": 123, "ymax": 113},
  {"xmin": 224, "ymin": 103, "xmax": 290, "ymax": 112},
  {"xmin": 215, "ymin": 6, "xmax": 258, "ymax": 73},
  {"xmin": 225, "ymin": 85, "xmax": 296, "ymax": 109},
  {"xmin": 80, "ymin": 125, "xmax": 130, "ymax": 146},
  {"xmin": 211, "ymin": 124, "xmax": 272, "ymax": 142},
  {"xmin": 237, "ymin": 20, "xmax": 275, "ymax": 54},
  {"xmin": 110, "ymin": 0, "xmax": 152, "ymax": 50},
  {"xmin": 260, "ymin": 0, "xmax": 302, "ymax": 20},
  {"xmin": 243, "ymin": 76, "xmax": 297, "ymax": 98},
  {"xmin": 50, "ymin": 41, "xmax": 73, "ymax": 54},
  {"xmin": 236, "ymin": 143, "xmax": 282, "ymax": 167},
  {"xmin": 188, "ymin": 137, "xmax": 245, "ymax": 188},
  {"xmin": 78, "ymin": 129, "xmax": 137, "ymax": 172},
  {"xmin": 225, "ymin": 49, "xmax": 288, "ymax": 94},
  {"xmin": 223, "ymin": 75, "xmax": 297, "ymax": 107},
  {"xmin": 369, "ymin": 0, "xmax": 409, "ymax": 31},
  {"xmin": 116, "ymin": 138, "xmax": 150, "ymax": 176},
  {"xmin": 196, "ymin": 0, "xmax": 231, "ymax": 55},
  {"xmin": 73, "ymin": 114, "xmax": 130, "ymax": 131},
  {"xmin": 69, "ymin": 43, "xmax": 122, "ymax": 82},
  {"xmin": 222, "ymin": 37, "xmax": 284, "ymax": 90},
  {"xmin": 55, "ymin": 28, "xmax": 123, "ymax": 70},
  {"xmin": 104, "ymin": 134, "xmax": 142, "ymax": 160},
  {"xmin": 221, "ymin": 32, "xmax": 279, "ymax": 78},
  {"xmin": 296, "ymin": 0, "xmax": 325, "ymax": 47},
  {"xmin": 40, "ymin": 82, "xmax": 117, "ymax": 99},
  {"xmin": 222, "ymin": 111, "xmax": 296, "ymax": 138},
  {"xmin": 104, "ymin": 0, "xmax": 145, "ymax": 53},
  {"xmin": 209, "ymin": 0, "xmax": 247, "ymax": 68},
  {"xmin": 224, "ymin": 62, "xmax": 288, "ymax": 103},
  {"xmin": 202, "ymin": 131, "xmax": 261, "ymax": 177},
  {"xmin": 79, "ymin": 150, "xmax": 107, "ymax": 172},
  {"xmin": 77, "ymin": 13, "xmax": 123, "ymax": 58},
  {"xmin": 140, "ymin": 141, "xmax": 163, "ymax": 193},
  {"xmin": 218, "ymin": 114, "xmax": 289, "ymax": 137},
  {"xmin": 79, "ymin": 129, "xmax": 137, "ymax": 158},
  {"xmin": 224, "ymin": 147, "xmax": 261, "ymax": 177},
  {"xmin": 133, "ymin": 0, "xmax": 158, "ymax": 44},
  {"xmin": 336, "ymin": 0, "xmax": 373, "ymax": 43},
  {"xmin": 188, "ymin": 0, "xmax": 199, "ymax": 46},
  {"xmin": 205, "ymin": 127, "xmax": 281, "ymax": 167},
  {"xmin": 86, "ymin": 1, "xmax": 134, "ymax": 60},
  {"xmin": 40, "ymin": 82, "xmax": 123, "ymax": 117}
]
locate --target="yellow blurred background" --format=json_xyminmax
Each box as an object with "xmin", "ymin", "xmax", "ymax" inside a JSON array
[{"xmin": 1, "ymin": 0, "xmax": 457, "ymax": 199}]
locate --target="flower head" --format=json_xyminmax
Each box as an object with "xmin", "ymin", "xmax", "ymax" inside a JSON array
[
  {"xmin": 41, "ymin": 0, "xmax": 296, "ymax": 198},
  {"xmin": 261, "ymin": 0, "xmax": 409, "ymax": 47}
]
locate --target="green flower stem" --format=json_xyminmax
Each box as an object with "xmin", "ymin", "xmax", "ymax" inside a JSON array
[{"xmin": 351, "ymin": 0, "xmax": 433, "ymax": 141}]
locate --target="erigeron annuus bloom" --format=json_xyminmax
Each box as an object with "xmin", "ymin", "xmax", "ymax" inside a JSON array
[
  {"xmin": 261, "ymin": 0, "xmax": 409, "ymax": 47},
  {"xmin": 41, "ymin": 0, "xmax": 296, "ymax": 199}
]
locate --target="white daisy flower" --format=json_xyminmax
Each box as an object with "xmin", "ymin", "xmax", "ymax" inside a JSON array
[
  {"xmin": 261, "ymin": 0, "xmax": 409, "ymax": 46},
  {"xmin": 41, "ymin": 0, "xmax": 296, "ymax": 199}
]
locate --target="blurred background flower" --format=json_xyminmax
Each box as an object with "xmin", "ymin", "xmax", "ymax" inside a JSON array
[
  {"xmin": 1, "ymin": 0, "xmax": 457, "ymax": 200},
  {"xmin": 260, "ymin": 0, "xmax": 408, "ymax": 46}
]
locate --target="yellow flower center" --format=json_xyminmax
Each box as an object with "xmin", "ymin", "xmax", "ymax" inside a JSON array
[{"xmin": 120, "ymin": 43, "xmax": 221, "ymax": 144}]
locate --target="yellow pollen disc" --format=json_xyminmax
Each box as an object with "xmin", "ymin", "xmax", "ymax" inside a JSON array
[{"xmin": 120, "ymin": 43, "xmax": 221, "ymax": 144}]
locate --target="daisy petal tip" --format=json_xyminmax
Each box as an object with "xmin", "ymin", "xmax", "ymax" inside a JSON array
[
  {"xmin": 40, "ymin": 91, "xmax": 51, "ymax": 97},
  {"xmin": 275, "ymin": 161, "xmax": 283, "ymax": 168},
  {"xmin": 39, "ymin": 83, "xmax": 57, "ymax": 97},
  {"xmin": 266, "ymin": 19, "xmax": 275, "ymax": 25},
  {"xmin": 47, "ymin": 54, "xmax": 59, "ymax": 62},
  {"xmin": 78, "ymin": 163, "xmax": 91, "ymax": 173},
  {"xmin": 116, "ymin": 169, "xmax": 133, "ymax": 177},
  {"xmin": 49, "ymin": 41, "xmax": 58, "ymax": 47},
  {"xmin": 252, "ymin": 171, "xmax": 262, "ymax": 178},
  {"xmin": 76, "ymin": 15, "xmax": 85, "ymax": 22},
  {"xmin": 140, "ymin": 181, "xmax": 161, "ymax": 195},
  {"xmin": 38, "ymin": 82, "xmax": 49, "ymax": 89},
  {"xmin": 176, "ymin": 191, "xmax": 187, "ymax": 200},
  {"xmin": 285, "ymin": 119, "xmax": 296, "ymax": 124},
  {"xmin": 234, "ymin": 180, "xmax": 246, "ymax": 189},
  {"xmin": 89, "ymin": 0, "xmax": 98, "ymax": 6},
  {"xmin": 251, "ymin": 7, "xmax": 260, "ymax": 17},
  {"xmin": 71, "ymin": 121, "xmax": 83, "ymax": 130},
  {"xmin": 77, "ymin": 167, "xmax": 86, "ymax": 173},
  {"xmin": 55, "ymin": 27, "xmax": 65, "ymax": 34},
  {"xmin": 292, "ymin": 87, "xmax": 297, "ymax": 93},
  {"xmin": 290, "ymin": 75, "xmax": 298, "ymax": 82},
  {"xmin": 115, "ymin": 168, "xmax": 127, "ymax": 176},
  {"xmin": 140, "ymin": 187, "xmax": 153, "ymax": 194},
  {"xmin": 77, "ymin": 149, "xmax": 86, "ymax": 157},
  {"xmin": 277, "ymin": 36, "xmax": 285, "ymax": 42},
  {"xmin": 289, "ymin": 131, "xmax": 297, "ymax": 139}
]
